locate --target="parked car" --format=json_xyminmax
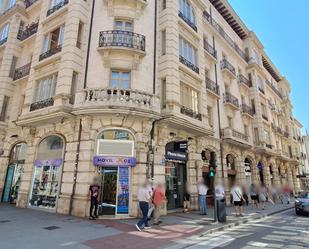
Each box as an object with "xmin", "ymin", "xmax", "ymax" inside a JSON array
[{"xmin": 295, "ymin": 191, "xmax": 309, "ymax": 215}]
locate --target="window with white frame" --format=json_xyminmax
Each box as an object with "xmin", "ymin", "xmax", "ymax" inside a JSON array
[
  {"xmin": 179, "ymin": 37, "xmax": 198, "ymax": 66},
  {"xmin": 114, "ymin": 20, "xmax": 133, "ymax": 32},
  {"xmin": 42, "ymin": 25, "xmax": 65, "ymax": 53},
  {"xmin": 34, "ymin": 74, "xmax": 58, "ymax": 102},
  {"xmin": 111, "ymin": 70, "xmax": 130, "ymax": 89},
  {"xmin": 180, "ymin": 83, "xmax": 199, "ymax": 113},
  {"xmin": 178, "ymin": 0, "xmax": 196, "ymax": 25},
  {"xmin": 0, "ymin": 23, "xmax": 10, "ymax": 41}
]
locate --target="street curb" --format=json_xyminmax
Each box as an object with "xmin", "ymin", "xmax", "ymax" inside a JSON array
[{"xmin": 199, "ymin": 206, "xmax": 294, "ymax": 237}]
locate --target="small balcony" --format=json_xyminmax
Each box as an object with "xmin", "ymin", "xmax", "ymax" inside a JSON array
[
  {"xmin": 17, "ymin": 21, "xmax": 39, "ymax": 41},
  {"xmin": 13, "ymin": 63, "xmax": 31, "ymax": 81},
  {"xmin": 223, "ymin": 92, "xmax": 239, "ymax": 110},
  {"xmin": 74, "ymin": 88, "xmax": 160, "ymax": 115},
  {"xmin": 30, "ymin": 98, "xmax": 54, "ymax": 112},
  {"xmin": 179, "ymin": 56, "xmax": 199, "ymax": 74},
  {"xmin": 206, "ymin": 77, "xmax": 220, "ymax": 97},
  {"xmin": 241, "ymin": 104, "xmax": 254, "ymax": 118},
  {"xmin": 39, "ymin": 45, "xmax": 62, "ymax": 61},
  {"xmin": 266, "ymin": 80, "xmax": 282, "ymax": 99},
  {"xmin": 220, "ymin": 59, "xmax": 236, "ymax": 79},
  {"xmin": 203, "ymin": 40, "xmax": 217, "ymax": 60},
  {"xmin": 178, "ymin": 11, "xmax": 197, "ymax": 32},
  {"xmin": 47, "ymin": 0, "xmax": 68, "ymax": 16},
  {"xmin": 180, "ymin": 106, "xmax": 202, "ymax": 121},
  {"xmin": 221, "ymin": 128, "xmax": 251, "ymax": 148},
  {"xmin": 99, "ymin": 30, "xmax": 146, "ymax": 54},
  {"xmin": 238, "ymin": 74, "xmax": 252, "ymax": 88},
  {"xmin": 0, "ymin": 37, "xmax": 7, "ymax": 46},
  {"xmin": 25, "ymin": 0, "xmax": 38, "ymax": 8}
]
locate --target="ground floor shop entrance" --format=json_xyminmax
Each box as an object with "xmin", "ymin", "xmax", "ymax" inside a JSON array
[{"xmin": 98, "ymin": 166, "xmax": 130, "ymax": 216}]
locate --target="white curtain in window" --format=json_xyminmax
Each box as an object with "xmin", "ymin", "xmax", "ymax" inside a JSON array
[
  {"xmin": 58, "ymin": 25, "xmax": 65, "ymax": 45},
  {"xmin": 36, "ymin": 75, "xmax": 57, "ymax": 102},
  {"xmin": 178, "ymin": 0, "xmax": 196, "ymax": 24},
  {"xmin": 42, "ymin": 34, "xmax": 50, "ymax": 53},
  {"xmin": 179, "ymin": 37, "xmax": 197, "ymax": 66}
]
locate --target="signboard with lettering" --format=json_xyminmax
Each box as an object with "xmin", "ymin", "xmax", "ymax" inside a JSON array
[
  {"xmin": 165, "ymin": 151, "xmax": 187, "ymax": 161},
  {"xmin": 93, "ymin": 156, "xmax": 136, "ymax": 167}
]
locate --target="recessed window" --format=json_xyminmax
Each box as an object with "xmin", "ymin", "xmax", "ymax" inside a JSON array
[
  {"xmin": 0, "ymin": 23, "xmax": 10, "ymax": 41},
  {"xmin": 35, "ymin": 74, "xmax": 58, "ymax": 102},
  {"xmin": 42, "ymin": 25, "xmax": 65, "ymax": 53},
  {"xmin": 180, "ymin": 83, "xmax": 199, "ymax": 113},
  {"xmin": 114, "ymin": 20, "xmax": 133, "ymax": 32},
  {"xmin": 178, "ymin": 0, "xmax": 196, "ymax": 25},
  {"xmin": 111, "ymin": 70, "xmax": 130, "ymax": 89},
  {"xmin": 179, "ymin": 37, "xmax": 198, "ymax": 66}
]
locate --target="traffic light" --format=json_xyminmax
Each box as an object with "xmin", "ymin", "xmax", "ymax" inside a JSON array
[{"xmin": 209, "ymin": 166, "xmax": 216, "ymax": 177}]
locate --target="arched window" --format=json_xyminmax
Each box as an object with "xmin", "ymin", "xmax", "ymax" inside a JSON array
[
  {"xmin": 29, "ymin": 135, "xmax": 64, "ymax": 209},
  {"xmin": 178, "ymin": 0, "xmax": 196, "ymax": 25}
]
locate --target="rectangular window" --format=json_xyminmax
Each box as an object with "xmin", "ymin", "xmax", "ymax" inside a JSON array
[
  {"xmin": 179, "ymin": 37, "xmax": 198, "ymax": 66},
  {"xmin": 264, "ymin": 129, "xmax": 271, "ymax": 144},
  {"xmin": 161, "ymin": 78, "xmax": 166, "ymax": 109},
  {"xmin": 207, "ymin": 106, "xmax": 213, "ymax": 127},
  {"xmin": 35, "ymin": 74, "xmax": 58, "ymax": 102},
  {"xmin": 111, "ymin": 70, "xmax": 130, "ymax": 89},
  {"xmin": 6, "ymin": 0, "xmax": 16, "ymax": 9},
  {"xmin": 161, "ymin": 30, "xmax": 166, "ymax": 55},
  {"xmin": 0, "ymin": 96, "xmax": 10, "ymax": 121},
  {"xmin": 70, "ymin": 71, "xmax": 78, "ymax": 104},
  {"xmin": 9, "ymin": 56, "xmax": 17, "ymax": 78},
  {"xmin": 180, "ymin": 83, "xmax": 199, "ymax": 112},
  {"xmin": 42, "ymin": 25, "xmax": 65, "ymax": 53},
  {"xmin": 114, "ymin": 20, "xmax": 133, "ymax": 32},
  {"xmin": 254, "ymin": 128, "xmax": 259, "ymax": 144},
  {"xmin": 76, "ymin": 21, "xmax": 84, "ymax": 49},
  {"xmin": 251, "ymin": 99, "xmax": 255, "ymax": 114},
  {"xmin": 0, "ymin": 23, "xmax": 10, "ymax": 41},
  {"xmin": 244, "ymin": 124, "xmax": 248, "ymax": 136},
  {"xmin": 257, "ymin": 75, "xmax": 264, "ymax": 91},
  {"xmin": 227, "ymin": 116, "xmax": 233, "ymax": 128},
  {"xmin": 162, "ymin": 0, "xmax": 166, "ymax": 10}
]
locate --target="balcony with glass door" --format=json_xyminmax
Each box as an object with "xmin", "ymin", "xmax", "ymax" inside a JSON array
[
  {"xmin": 223, "ymin": 92, "xmax": 239, "ymax": 110},
  {"xmin": 220, "ymin": 59, "xmax": 236, "ymax": 79}
]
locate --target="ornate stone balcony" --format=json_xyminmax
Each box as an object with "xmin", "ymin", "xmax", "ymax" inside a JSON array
[
  {"xmin": 179, "ymin": 56, "xmax": 199, "ymax": 74},
  {"xmin": 47, "ymin": 0, "xmax": 68, "ymax": 16},
  {"xmin": 99, "ymin": 30, "xmax": 146, "ymax": 54},
  {"xmin": 223, "ymin": 92, "xmax": 239, "ymax": 110},
  {"xmin": 206, "ymin": 77, "xmax": 220, "ymax": 97},
  {"xmin": 39, "ymin": 45, "xmax": 62, "ymax": 61},
  {"xmin": 30, "ymin": 98, "xmax": 54, "ymax": 112},
  {"xmin": 178, "ymin": 11, "xmax": 197, "ymax": 32},
  {"xmin": 203, "ymin": 40, "xmax": 217, "ymax": 60},
  {"xmin": 13, "ymin": 63, "xmax": 31, "ymax": 81},
  {"xmin": 221, "ymin": 128, "xmax": 251, "ymax": 148},
  {"xmin": 17, "ymin": 21, "xmax": 39, "ymax": 41},
  {"xmin": 180, "ymin": 106, "xmax": 202, "ymax": 121},
  {"xmin": 74, "ymin": 88, "xmax": 160, "ymax": 115},
  {"xmin": 220, "ymin": 59, "xmax": 236, "ymax": 79},
  {"xmin": 241, "ymin": 104, "xmax": 254, "ymax": 118},
  {"xmin": 238, "ymin": 74, "xmax": 252, "ymax": 88}
]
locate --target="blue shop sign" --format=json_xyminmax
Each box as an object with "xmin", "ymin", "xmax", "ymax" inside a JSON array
[{"xmin": 93, "ymin": 156, "xmax": 136, "ymax": 167}]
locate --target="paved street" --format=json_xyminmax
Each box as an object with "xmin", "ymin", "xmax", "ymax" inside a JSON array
[
  {"xmin": 0, "ymin": 202, "xmax": 301, "ymax": 249},
  {"xmin": 166, "ymin": 209, "xmax": 309, "ymax": 249}
]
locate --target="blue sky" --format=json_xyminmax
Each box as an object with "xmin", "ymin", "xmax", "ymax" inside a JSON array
[{"xmin": 229, "ymin": 0, "xmax": 309, "ymax": 133}]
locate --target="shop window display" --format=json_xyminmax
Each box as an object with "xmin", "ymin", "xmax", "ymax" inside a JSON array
[{"xmin": 29, "ymin": 136, "xmax": 64, "ymax": 209}]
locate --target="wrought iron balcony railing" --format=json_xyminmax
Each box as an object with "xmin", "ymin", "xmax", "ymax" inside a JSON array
[
  {"xmin": 220, "ymin": 59, "xmax": 236, "ymax": 76},
  {"xmin": 266, "ymin": 80, "xmax": 282, "ymax": 99},
  {"xmin": 178, "ymin": 11, "xmax": 197, "ymax": 31},
  {"xmin": 203, "ymin": 40, "xmax": 217, "ymax": 59},
  {"xmin": 39, "ymin": 45, "xmax": 62, "ymax": 61},
  {"xmin": 99, "ymin": 30, "xmax": 145, "ymax": 52},
  {"xmin": 221, "ymin": 128, "xmax": 249, "ymax": 143},
  {"xmin": 30, "ymin": 98, "xmax": 54, "ymax": 112},
  {"xmin": 13, "ymin": 63, "xmax": 31, "ymax": 81},
  {"xmin": 238, "ymin": 74, "xmax": 252, "ymax": 88},
  {"xmin": 0, "ymin": 37, "xmax": 8, "ymax": 46},
  {"xmin": 241, "ymin": 104, "xmax": 254, "ymax": 117},
  {"xmin": 206, "ymin": 77, "xmax": 220, "ymax": 96},
  {"xmin": 203, "ymin": 10, "xmax": 249, "ymax": 62},
  {"xmin": 17, "ymin": 21, "xmax": 39, "ymax": 41},
  {"xmin": 180, "ymin": 106, "xmax": 202, "ymax": 121},
  {"xmin": 223, "ymin": 92, "xmax": 239, "ymax": 108},
  {"xmin": 179, "ymin": 56, "xmax": 199, "ymax": 74},
  {"xmin": 47, "ymin": 0, "xmax": 68, "ymax": 16},
  {"xmin": 25, "ymin": 0, "xmax": 38, "ymax": 8}
]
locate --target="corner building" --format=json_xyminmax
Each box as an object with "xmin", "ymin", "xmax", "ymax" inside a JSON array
[{"xmin": 0, "ymin": 0, "xmax": 303, "ymax": 217}]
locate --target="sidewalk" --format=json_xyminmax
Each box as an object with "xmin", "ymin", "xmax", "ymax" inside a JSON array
[{"xmin": 0, "ymin": 202, "xmax": 294, "ymax": 249}]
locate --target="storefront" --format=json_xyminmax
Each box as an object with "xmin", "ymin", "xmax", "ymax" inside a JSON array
[
  {"xmin": 165, "ymin": 141, "xmax": 188, "ymax": 210},
  {"xmin": 2, "ymin": 143, "xmax": 27, "ymax": 204},
  {"xmin": 226, "ymin": 154, "xmax": 236, "ymax": 188},
  {"xmin": 94, "ymin": 129, "xmax": 135, "ymax": 216},
  {"xmin": 244, "ymin": 158, "xmax": 252, "ymax": 186},
  {"xmin": 28, "ymin": 135, "xmax": 65, "ymax": 210}
]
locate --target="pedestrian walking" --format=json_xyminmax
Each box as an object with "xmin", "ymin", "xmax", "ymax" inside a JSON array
[
  {"xmin": 153, "ymin": 183, "xmax": 165, "ymax": 225},
  {"xmin": 250, "ymin": 183, "xmax": 259, "ymax": 209},
  {"xmin": 231, "ymin": 180, "xmax": 245, "ymax": 217},
  {"xmin": 197, "ymin": 179, "xmax": 208, "ymax": 215},
  {"xmin": 89, "ymin": 177, "xmax": 100, "ymax": 220},
  {"xmin": 147, "ymin": 182, "xmax": 154, "ymax": 221},
  {"xmin": 183, "ymin": 183, "xmax": 191, "ymax": 213},
  {"xmin": 136, "ymin": 180, "xmax": 152, "ymax": 231},
  {"xmin": 259, "ymin": 184, "xmax": 267, "ymax": 210}
]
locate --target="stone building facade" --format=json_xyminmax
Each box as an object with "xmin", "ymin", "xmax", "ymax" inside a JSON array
[{"xmin": 0, "ymin": 0, "xmax": 304, "ymax": 217}]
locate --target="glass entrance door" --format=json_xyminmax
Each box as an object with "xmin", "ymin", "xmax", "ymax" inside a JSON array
[
  {"xmin": 2, "ymin": 165, "xmax": 15, "ymax": 203},
  {"xmin": 100, "ymin": 167, "xmax": 118, "ymax": 215}
]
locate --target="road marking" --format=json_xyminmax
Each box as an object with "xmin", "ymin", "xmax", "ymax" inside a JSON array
[
  {"xmin": 247, "ymin": 241, "xmax": 269, "ymax": 247},
  {"xmin": 186, "ymin": 235, "xmax": 235, "ymax": 249},
  {"xmin": 272, "ymin": 231, "xmax": 298, "ymax": 236}
]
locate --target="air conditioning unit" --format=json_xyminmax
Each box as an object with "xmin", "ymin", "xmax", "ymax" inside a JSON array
[{"xmin": 96, "ymin": 139, "xmax": 134, "ymax": 157}]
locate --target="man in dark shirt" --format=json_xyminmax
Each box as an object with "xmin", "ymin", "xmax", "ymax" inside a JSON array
[{"xmin": 89, "ymin": 177, "xmax": 100, "ymax": 220}]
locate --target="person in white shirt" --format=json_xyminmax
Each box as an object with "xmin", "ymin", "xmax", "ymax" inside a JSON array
[
  {"xmin": 230, "ymin": 180, "xmax": 244, "ymax": 217},
  {"xmin": 215, "ymin": 179, "xmax": 225, "ymax": 200},
  {"xmin": 136, "ymin": 180, "xmax": 152, "ymax": 231},
  {"xmin": 197, "ymin": 179, "xmax": 208, "ymax": 215}
]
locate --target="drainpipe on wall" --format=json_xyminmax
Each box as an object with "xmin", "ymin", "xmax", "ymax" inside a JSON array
[
  {"xmin": 69, "ymin": 0, "xmax": 96, "ymax": 216},
  {"xmin": 152, "ymin": 0, "xmax": 157, "ymax": 94}
]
